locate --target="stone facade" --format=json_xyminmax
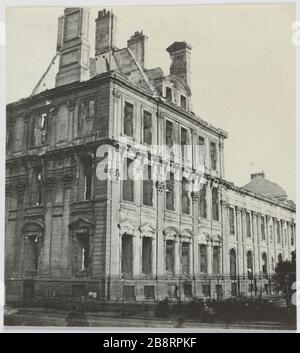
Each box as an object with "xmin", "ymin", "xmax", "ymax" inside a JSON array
[{"xmin": 5, "ymin": 7, "xmax": 295, "ymax": 304}]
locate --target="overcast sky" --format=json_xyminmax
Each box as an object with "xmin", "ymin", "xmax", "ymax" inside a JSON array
[{"xmin": 6, "ymin": 4, "xmax": 296, "ymax": 200}]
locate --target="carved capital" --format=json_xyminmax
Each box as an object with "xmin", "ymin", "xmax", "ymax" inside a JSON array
[
  {"xmin": 191, "ymin": 191, "xmax": 200, "ymax": 202},
  {"xmin": 156, "ymin": 181, "xmax": 166, "ymax": 192},
  {"xmin": 112, "ymin": 89, "xmax": 121, "ymax": 99},
  {"xmin": 67, "ymin": 100, "xmax": 76, "ymax": 111}
]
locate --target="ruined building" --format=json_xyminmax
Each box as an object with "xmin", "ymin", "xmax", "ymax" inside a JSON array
[{"xmin": 5, "ymin": 8, "xmax": 296, "ymax": 303}]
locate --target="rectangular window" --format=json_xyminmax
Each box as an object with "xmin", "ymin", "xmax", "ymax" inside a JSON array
[
  {"xmin": 246, "ymin": 213, "xmax": 251, "ymax": 237},
  {"xmin": 212, "ymin": 188, "xmax": 219, "ymax": 221},
  {"xmin": 121, "ymin": 234, "xmax": 133, "ymax": 276},
  {"xmin": 166, "ymin": 120, "xmax": 173, "ymax": 148},
  {"xmin": 216, "ymin": 284, "xmax": 223, "ymax": 298},
  {"xmin": 198, "ymin": 136, "xmax": 205, "ymax": 167},
  {"xmin": 181, "ymin": 242, "xmax": 190, "ymax": 274},
  {"xmin": 124, "ymin": 102, "xmax": 134, "ymax": 137},
  {"xmin": 229, "ymin": 207, "xmax": 235, "ymax": 234},
  {"xmin": 231, "ymin": 282, "xmax": 237, "ymax": 297},
  {"xmin": 166, "ymin": 87, "xmax": 172, "ymax": 102},
  {"xmin": 202, "ymin": 284, "xmax": 211, "ymax": 297},
  {"xmin": 143, "ymin": 111, "xmax": 152, "ymax": 145},
  {"xmin": 81, "ymin": 100, "xmax": 95, "ymax": 120},
  {"xmin": 143, "ymin": 164, "xmax": 153, "ymax": 206},
  {"xmin": 261, "ymin": 217, "xmax": 266, "ymax": 240},
  {"xmin": 199, "ymin": 244, "xmax": 207, "ymax": 273},
  {"xmin": 33, "ymin": 113, "xmax": 47, "ymax": 146},
  {"xmin": 124, "ymin": 286, "xmax": 135, "ymax": 300},
  {"xmin": 166, "ymin": 240, "xmax": 175, "ymax": 274},
  {"xmin": 181, "ymin": 178, "xmax": 190, "ymax": 214},
  {"xmin": 277, "ymin": 221, "xmax": 281, "ymax": 244},
  {"xmin": 122, "ymin": 158, "xmax": 134, "ymax": 202},
  {"xmin": 166, "ymin": 172, "xmax": 175, "ymax": 211},
  {"xmin": 31, "ymin": 165, "xmax": 43, "ymax": 206},
  {"xmin": 180, "ymin": 95, "xmax": 187, "ymax": 109},
  {"xmin": 142, "ymin": 237, "xmax": 152, "ymax": 275},
  {"xmin": 184, "ymin": 283, "xmax": 192, "ymax": 297},
  {"xmin": 210, "ymin": 141, "xmax": 217, "ymax": 170},
  {"xmin": 213, "ymin": 246, "xmax": 220, "ymax": 275},
  {"xmin": 181, "ymin": 127, "xmax": 188, "ymax": 159},
  {"xmin": 199, "ymin": 185, "xmax": 207, "ymax": 218},
  {"xmin": 144, "ymin": 285, "xmax": 155, "ymax": 299},
  {"xmin": 291, "ymin": 225, "xmax": 294, "ymax": 246}
]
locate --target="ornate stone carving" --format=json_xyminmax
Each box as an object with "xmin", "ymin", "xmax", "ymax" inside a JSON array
[
  {"xmin": 156, "ymin": 181, "xmax": 166, "ymax": 192},
  {"xmin": 191, "ymin": 191, "xmax": 200, "ymax": 202}
]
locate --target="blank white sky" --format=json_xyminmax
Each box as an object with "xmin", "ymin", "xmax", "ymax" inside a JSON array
[{"xmin": 6, "ymin": 4, "xmax": 296, "ymax": 200}]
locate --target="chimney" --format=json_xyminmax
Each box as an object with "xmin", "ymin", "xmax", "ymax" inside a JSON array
[
  {"xmin": 95, "ymin": 9, "xmax": 117, "ymax": 56},
  {"xmin": 55, "ymin": 7, "xmax": 90, "ymax": 87},
  {"xmin": 127, "ymin": 31, "xmax": 148, "ymax": 68},
  {"xmin": 166, "ymin": 41, "xmax": 192, "ymax": 87},
  {"xmin": 56, "ymin": 15, "xmax": 64, "ymax": 52},
  {"xmin": 251, "ymin": 171, "xmax": 265, "ymax": 180}
]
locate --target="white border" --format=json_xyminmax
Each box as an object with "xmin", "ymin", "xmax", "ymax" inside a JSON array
[{"xmin": 0, "ymin": 0, "xmax": 299, "ymax": 334}]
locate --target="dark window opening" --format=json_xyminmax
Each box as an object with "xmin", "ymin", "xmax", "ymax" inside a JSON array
[
  {"xmin": 181, "ymin": 127, "xmax": 189, "ymax": 160},
  {"xmin": 199, "ymin": 185, "xmax": 207, "ymax": 218},
  {"xmin": 184, "ymin": 283, "xmax": 192, "ymax": 297},
  {"xmin": 212, "ymin": 188, "xmax": 219, "ymax": 221},
  {"xmin": 229, "ymin": 208, "xmax": 235, "ymax": 234},
  {"xmin": 210, "ymin": 142, "xmax": 217, "ymax": 170},
  {"xmin": 198, "ymin": 136, "xmax": 205, "ymax": 166},
  {"xmin": 166, "ymin": 240, "xmax": 175, "ymax": 274},
  {"xmin": 31, "ymin": 165, "xmax": 43, "ymax": 206},
  {"xmin": 25, "ymin": 236, "xmax": 39, "ymax": 276},
  {"xmin": 166, "ymin": 87, "xmax": 172, "ymax": 102},
  {"xmin": 213, "ymin": 246, "xmax": 220, "ymax": 275},
  {"xmin": 124, "ymin": 102, "xmax": 134, "ymax": 137},
  {"xmin": 247, "ymin": 251, "xmax": 253, "ymax": 280},
  {"xmin": 143, "ymin": 164, "xmax": 153, "ymax": 206},
  {"xmin": 246, "ymin": 213, "xmax": 251, "ymax": 237},
  {"xmin": 123, "ymin": 158, "xmax": 134, "ymax": 202},
  {"xmin": 144, "ymin": 285, "xmax": 155, "ymax": 299},
  {"xmin": 81, "ymin": 100, "xmax": 95, "ymax": 120},
  {"xmin": 261, "ymin": 217, "xmax": 266, "ymax": 240},
  {"xmin": 291, "ymin": 225, "xmax": 294, "ymax": 246},
  {"xmin": 143, "ymin": 111, "xmax": 152, "ymax": 145},
  {"xmin": 277, "ymin": 221, "xmax": 281, "ymax": 244},
  {"xmin": 180, "ymin": 95, "xmax": 187, "ymax": 109},
  {"xmin": 142, "ymin": 237, "xmax": 152, "ymax": 275},
  {"xmin": 79, "ymin": 153, "xmax": 93, "ymax": 201},
  {"xmin": 181, "ymin": 242, "xmax": 190, "ymax": 274},
  {"xmin": 124, "ymin": 286, "xmax": 135, "ymax": 300},
  {"xmin": 166, "ymin": 120, "xmax": 173, "ymax": 148},
  {"xmin": 121, "ymin": 234, "xmax": 133, "ymax": 276},
  {"xmin": 262, "ymin": 252, "xmax": 268, "ymax": 278},
  {"xmin": 216, "ymin": 284, "xmax": 223, "ymax": 298},
  {"xmin": 166, "ymin": 172, "xmax": 175, "ymax": 211},
  {"xmin": 202, "ymin": 284, "xmax": 211, "ymax": 297},
  {"xmin": 230, "ymin": 249, "xmax": 236, "ymax": 279},
  {"xmin": 181, "ymin": 178, "xmax": 190, "ymax": 214},
  {"xmin": 231, "ymin": 282, "xmax": 237, "ymax": 296},
  {"xmin": 199, "ymin": 244, "xmax": 207, "ymax": 273},
  {"xmin": 74, "ymin": 235, "xmax": 90, "ymax": 274}
]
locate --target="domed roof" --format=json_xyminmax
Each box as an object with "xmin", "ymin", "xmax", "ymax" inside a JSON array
[{"xmin": 242, "ymin": 172, "xmax": 287, "ymax": 202}]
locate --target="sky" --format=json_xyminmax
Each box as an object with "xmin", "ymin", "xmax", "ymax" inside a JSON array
[{"xmin": 6, "ymin": 4, "xmax": 296, "ymax": 200}]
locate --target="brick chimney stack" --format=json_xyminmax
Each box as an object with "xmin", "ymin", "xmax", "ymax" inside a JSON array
[
  {"xmin": 55, "ymin": 7, "xmax": 90, "ymax": 87},
  {"xmin": 166, "ymin": 41, "xmax": 192, "ymax": 88},
  {"xmin": 127, "ymin": 31, "xmax": 148, "ymax": 68},
  {"xmin": 95, "ymin": 9, "xmax": 117, "ymax": 56}
]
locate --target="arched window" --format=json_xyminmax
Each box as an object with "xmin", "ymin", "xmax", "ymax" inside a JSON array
[
  {"xmin": 247, "ymin": 251, "xmax": 253, "ymax": 279},
  {"xmin": 229, "ymin": 249, "xmax": 236, "ymax": 279},
  {"xmin": 262, "ymin": 252, "xmax": 268, "ymax": 277}
]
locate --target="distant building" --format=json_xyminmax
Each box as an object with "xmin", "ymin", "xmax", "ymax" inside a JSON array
[{"xmin": 5, "ymin": 8, "xmax": 295, "ymax": 303}]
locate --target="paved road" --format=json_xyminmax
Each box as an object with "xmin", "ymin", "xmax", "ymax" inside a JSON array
[{"xmin": 4, "ymin": 307, "xmax": 295, "ymax": 331}]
